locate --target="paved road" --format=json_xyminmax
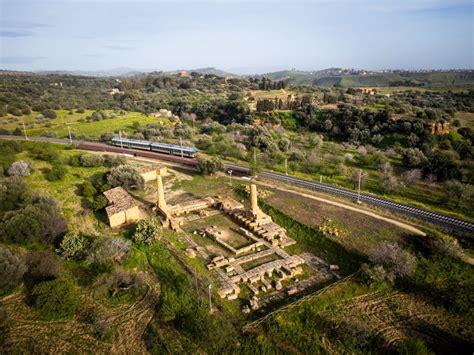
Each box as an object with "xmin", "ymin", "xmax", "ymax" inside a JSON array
[{"xmin": 2, "ymin": 135, "xmax": 473, "ymax": 235}]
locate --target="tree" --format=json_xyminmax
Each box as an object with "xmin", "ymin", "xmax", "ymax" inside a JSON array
[
  {"xmin": 368, "ymin": 242, "xmax": 416, "ymax": 279},
  {"xmin": 0, "ymin": 176, "xmax": 27, "ymax": 212},
  {"xmin": 8, "ymin": 161, "xmax": 31, "ymax": 177},
  {"xmin": 422, "ymin": 150, "xmax": 461, "ymax": 182},
  {"xmin": 0, "ymin": 193, "xmax": 67, "ymax": 244},
  {"xmin": 401, "ymin": 169, "xmax": 422, "ymax": 187},
  {"xmin": 58, "ymin": 232, "xmax": 92, "ymax": 260},
  {"xmin": 444, "ymin": 180, "xmax": 471, "ymax": 207},
  {"xmin": 378, "ymin": 162, "xmax": 399, "ymax": 192},
  {"xmin": 86, "ymin": 237, "xmax": 131, "ymax": 268},
  {"xmin": 42, "ymin": 109, "xmax": 57, "ymax": 119},
  {"xmin": 197, "ymin": 156, "xmax": 223, "ymax": 176},
  {"xmin": 45, "ymin": 164, "xmax": 67, "ymax": 181},
  {"xmin": 81, "ymin": 181, "xmax": 97, "ymax": 198},
  {"xmin": 402, "ymin": 148, "xmax": 426, "ymax": 168},
  {"xmin": 132, "ymin": 219, "xmax": 162, "ymax": 245},
  {"xmin": 32, "ymin": 279, "xmax": 79, "ymax": 320},
  {"xmin": 107, "ymin": 164, "xmax": 144, "ymax": 190},
  {"xmin": 0, "ymin": 248, "xmax": 26, "ymax": 293},
  {"xmin": 80, "ymin": 154, "xmax": 105, "ymax": 167}
]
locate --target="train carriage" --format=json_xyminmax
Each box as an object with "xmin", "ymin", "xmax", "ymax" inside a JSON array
[{"xmin": 111, "ymin": 137, "xmax": 198, "ymax": 158}]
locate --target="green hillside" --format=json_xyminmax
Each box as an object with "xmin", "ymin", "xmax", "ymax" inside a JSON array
[{"xmin": 260, "ymin": 69, "xmax": 474, "ymax": 88}]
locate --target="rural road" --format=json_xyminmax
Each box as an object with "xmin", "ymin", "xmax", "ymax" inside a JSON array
[{"xmin": 2, "ymin": 135, "xmax": 473, "ymax": 235}]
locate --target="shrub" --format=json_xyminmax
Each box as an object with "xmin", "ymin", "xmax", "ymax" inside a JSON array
[
  {"xmin": 0, "ymin": 176, "xmax": 27, "ymax": 212},
  {"xmin": 32, "ymin": 279, "xmax": 79, "ymax": 320},
  {"xmin": 8, "ymin": 161, "xmax": 31, "ymax": 176},
  {"xmin": 0, "ymin": 248, "xmax": 27, "ymax": 294},
  {"xmin": 81, "ymin": 181, "xmax": 97, "ymax": 198},
  {"xmin": 107, "ymin": 164, "xmax": 144, "ymax": 190},
  {"xmin": 103, "ymin": 154, "xmax": 127, "ymax": 167},
  {"xmin": 368, "ymin": 242, "xmax": 416, "ymax": 279},
  {"xmin": 132, "ymin": 219, "xmax": 162, "ymax": 245},
  {"xmin": 86, "ymin": 237, "xmax": 131, "ymax": 269},
  {"xmin": 42, "ymin": 109, "xmax": 57, "ymax": 119},
  {"xmin": 80, "ymin": 154, "xmax": 104, "ymax": 167},
  {"xmin": 25, "ymin": 251, "xmax": 62, "ymax": 285},
  {"xmin": 101, "ymin": 269, "xmax": 145, "ymax": 304},
  {"xmin": 90, "ymin": 195, "xmax": 108, "ymax": 211},
  {"xmin": 197, "ymin": 156, "xmax": 223, "ymax": 176},
  {"xmin": 58, "ymin": 232, "xmax": 92, "ymax": 260},
  {"xmin": 45, "ymin": 164, "xmax": 67, "ymax": 181},
  {"xmin": 29, "ymin": 144, "xmax": 60, "ymax": 162},
  {"xmin": 68, "ymin": 154, "xmax": 82, "ymax": 167},
  {"xmin": 0, "ymin": 193, "xmax": 67, "ymax": 244}
]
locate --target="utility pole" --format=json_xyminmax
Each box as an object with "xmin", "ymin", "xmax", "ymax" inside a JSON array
[
  {"xmin": 357, "ymin": 169, "xmax": 368, "ymax": 204},
  {"xmin": 180, "ymin": 137, "xmax": 184, "ymax": 158},
  {"xmin": 228, "ymin": 170, "xmax": 233, "ymax": 185},
  {"xmin": 320, "ymin": 175, "xmax": 322, "ymax": 183},
  {"xmin": 285, "ymin": 158, "xmax": 288, "ymax": 176},
  {"xmin": 119, "ymin": 130, "xmax": 123, "ymax": 149},
  {"xmin": 208, "ymin": 284, "xmax": 212, "ymax": 313},
  {"xmin": 67, "ymin": 124, "xmax": 73, "ymax": 144},
  {"xmin": 22, "ymin": 122, "xmax": 28, "ymax": 140}
]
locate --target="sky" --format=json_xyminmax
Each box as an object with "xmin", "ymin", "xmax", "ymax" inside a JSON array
[{"xmin": 0, "ymin": 0, "xmax": 473, "ymax": 74}]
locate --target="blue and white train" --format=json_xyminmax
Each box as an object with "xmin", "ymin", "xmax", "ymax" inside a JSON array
[{"xmin": 111, "ymin": 137, "xmax": 198, "ymax": 158}]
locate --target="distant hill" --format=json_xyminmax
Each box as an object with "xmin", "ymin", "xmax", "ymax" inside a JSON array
[
  {"xmin": 166, "ymin": 67, "xmax": 239, "ymax": 78},
  {"xmin": 258, "ymin": 69, "xmax": 474, "ymax": 88},
  {"xmin": 35, "ymin": 68, "xmax": 144, "ymax": 77}
]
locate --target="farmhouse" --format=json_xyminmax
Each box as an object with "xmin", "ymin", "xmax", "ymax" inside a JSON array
[
  {"xmin": 138, "ymin": 164, "xmax": 167, "ymax": 182},
  {"xmin": 103, "ymin": 186, "xmax": 141, "ymax": 227}
]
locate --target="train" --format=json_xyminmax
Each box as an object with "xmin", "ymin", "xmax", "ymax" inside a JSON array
[{"xmin": 111, "ymin": 137, "xmax": 198, "ymax": 158}]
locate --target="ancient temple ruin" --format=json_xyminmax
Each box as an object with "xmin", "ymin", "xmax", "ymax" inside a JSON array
[{"xmin": 155, "ymin": 174, "xmax": 215, "ymax": 230}]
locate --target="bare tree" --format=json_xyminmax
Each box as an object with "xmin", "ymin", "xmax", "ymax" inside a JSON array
[
  {"xmin": 8, "ymin": 161, "xmax": 31, "ymax": 177},
  {"xmin": 401, "ymin": 169, "xmax": 422, "ymax": 187},
  {"xmin": 368, "ymin": 242, "xmax": 416, "ymax": 279}
]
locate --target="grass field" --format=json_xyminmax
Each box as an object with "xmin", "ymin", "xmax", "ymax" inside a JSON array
[
  {"xmin": 265, "ymin": 189, "xmax": 409, "ymax": 255},
  {"xmin": 0, "ymin": 109, "xmax": 171, "ymax": 139},
  {"xmin": 455, "ymin": 111, "xmax": 474, "ymax": 129}
]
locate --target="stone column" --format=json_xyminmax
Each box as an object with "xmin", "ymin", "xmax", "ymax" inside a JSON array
[
  {"xmin": 250, "ymin": 184, "xmax": 259, "ymax": 214},
  {"xmin": 157, "ymin": 175, "xmax": 167, "ymax": 210}
]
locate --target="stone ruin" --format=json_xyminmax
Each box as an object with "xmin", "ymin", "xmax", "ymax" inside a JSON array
[
  {"xmin": 431, "ymin": 122, "xmax": 449, "ymax": 135},
  {"xmin": 154, "ymin": 174, "xmax": 215, "ymax": 230},
  {"xmin": 194, "ymin": 184, "xmax": 327, "ymax": 312}
]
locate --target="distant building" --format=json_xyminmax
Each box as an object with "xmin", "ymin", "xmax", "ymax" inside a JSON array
[
  {"xmin": 103, "ymin": 187, "xmax": 141, "ymax": 228},
  {"xmin": 138, "ymin": 164, "xmax": 168, "ymax": 182},
  {"xmin": 177, "ymin": 70, "xmax": 190, "ymax": 77},
  {"xmin": 108, "ymin": 88, "xmax": 123, "ymax": 96},
  {"xmin": 359, "ymin": 88, "xmax": 377, "ymax": 95}
]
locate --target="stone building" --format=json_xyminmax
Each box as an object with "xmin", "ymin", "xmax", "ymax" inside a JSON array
[
  {"xmin": 103, "ymin": 186, "xmax": 141, "ymax": 228},
  {"xmin": 138, "ymin": 164, "xmax": 167, "ymax": 182}
]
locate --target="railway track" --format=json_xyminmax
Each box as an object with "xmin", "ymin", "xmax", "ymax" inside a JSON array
[{"xmin": 1, "ymin": 135, "xmax": 473, "ymax": 235}]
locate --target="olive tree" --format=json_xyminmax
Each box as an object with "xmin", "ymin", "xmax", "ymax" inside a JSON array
[
  {"xmin": 107, "ymin": 164, "xmax": 144, "ymax": 190},
  {"xmin": 87, "ymin": 237, "xmax": 131, "ymax": 268},
  {"xmin": 0, "ymin": 248, "xmax": 27, "ymax": 293},
  {"xmin": 197, "ymin": 156, "xmax": 223, "ymax": 176}
]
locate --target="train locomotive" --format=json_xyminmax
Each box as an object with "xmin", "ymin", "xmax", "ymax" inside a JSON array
[{"xmin": 111, "ymin": 137, "xmax": 198, "ymax": 158}]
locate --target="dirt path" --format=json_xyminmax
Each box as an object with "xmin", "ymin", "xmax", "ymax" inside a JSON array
[{"xmin": 254, "ymin": 180, "xmax": 427, "ymax": 237}]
